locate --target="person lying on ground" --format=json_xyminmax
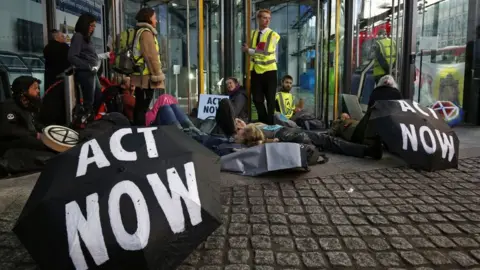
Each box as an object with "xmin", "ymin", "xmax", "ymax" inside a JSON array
[
  {"xmin": 327, "ymin": 113, "xmax": 359, "ymax": 141},
  {"xmin": 234, "ymin": 121, "xmax": 383, "ymax": 160}
]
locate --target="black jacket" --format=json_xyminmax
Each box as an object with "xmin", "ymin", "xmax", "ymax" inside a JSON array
[
  {"xmin": 368, "ymin": 85, "xmax": 403, "ymax": 108},
  {"xmin": 229, "ymin": 87, "xmax": 248, "ymax": 121},
  {"xmin": 43, "ymin": 40, "xmax": 70, "ymax": 90},
  {"xmin": 0, "ymin": 99, "xmax": 45, "ymax": 154}
]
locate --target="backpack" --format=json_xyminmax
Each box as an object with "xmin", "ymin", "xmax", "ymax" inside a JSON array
[
  {"xmin": 113, "ymin": 27, "xmax": 149, "ymax": 75},
  {"xmin": 102, "ymin": 86, "xmax": 124, "ymax": 114}
]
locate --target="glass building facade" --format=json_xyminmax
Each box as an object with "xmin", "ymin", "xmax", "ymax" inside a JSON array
[{"xmin": 0, "ymin": 0, "xmax": 479, "ymax": 124}]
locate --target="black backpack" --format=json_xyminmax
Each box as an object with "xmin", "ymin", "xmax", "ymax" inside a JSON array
[{"xmin": 103, "ymin": 86, "xmax": 124, "ymax": 114}]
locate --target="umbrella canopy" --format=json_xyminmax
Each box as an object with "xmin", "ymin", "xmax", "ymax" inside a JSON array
[
  {"xmin": 221, "ymin": 142, "xmax": 309, "ymax": 176},
  {"xmin": 14, "ymin": 125, "xmax": 222, "ymax": 270},
  {"xmin": 369, "ymin": 99, "xmax": 459, "ymax": 171}
]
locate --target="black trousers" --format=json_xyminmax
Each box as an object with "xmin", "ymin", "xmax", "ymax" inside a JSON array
[
  {"xmin": 275, "ymin": 128, "xmax": 368, "ymax": 158},
  {"xmin": 251, "ymin": 70, "xmax": 277, "ymax": 124},
  {"xmin": 133, "ymin": 87, "xmax": 154, "ymax": 126}
]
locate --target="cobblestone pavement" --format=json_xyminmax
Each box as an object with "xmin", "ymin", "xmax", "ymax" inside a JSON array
[{"xmin": 2, "ymin": 157, "xmax": 480, "ymax": 269}]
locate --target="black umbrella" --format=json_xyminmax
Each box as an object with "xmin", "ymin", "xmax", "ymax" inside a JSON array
[
  {"xmin": 368, "ymin": 99, "xmax": 459, "ymax": 171},
  {"xmin": 13, "ymin": 125, "xmax": 222, "ymax": 270}
]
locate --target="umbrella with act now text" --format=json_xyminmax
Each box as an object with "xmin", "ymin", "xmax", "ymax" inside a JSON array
[
  {"xmin": 13, "ymin": 125, "xmax": 222, "ymax": 270},
  {"xmin": 368, "ymin": 99, "xmax": 459, "ymax": 171}
]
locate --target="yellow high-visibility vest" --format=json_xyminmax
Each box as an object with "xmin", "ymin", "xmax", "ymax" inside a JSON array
[
  {"xmin": 132, "ymin": 28, "xmax": 161, "ymax": 76},
  {"xmin": 373, "ymin": 37, "xmax": 396, "ymax": 77},
  {"xmin": 275, "ymin": 91, "xmax": 295, "ymax": 119},
  {"xmin": 250, "ymin": 29, "xmax": 280, "ymax": 74}
]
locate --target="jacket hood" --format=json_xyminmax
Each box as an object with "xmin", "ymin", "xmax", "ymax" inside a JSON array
[{"xmin": 136, "ymin": 22, "xmax": 158, "ymax": 35}]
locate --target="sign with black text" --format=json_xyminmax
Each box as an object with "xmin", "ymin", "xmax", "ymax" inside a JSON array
[{"xmin": 197, "ymin": 94, "xmax": 229, "ymax": 120}]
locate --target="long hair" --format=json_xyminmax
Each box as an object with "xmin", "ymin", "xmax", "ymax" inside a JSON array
[
  {"xmin": 237, "ymin": 124, "xmax": 266, "ymax": 147},
  {"xmin": 135, "ymin": 8, "xmax": 155, "ymax": 24},
  {"xmin": 75, "ymin": 13, "xmax": 96, "ymax": 41}
]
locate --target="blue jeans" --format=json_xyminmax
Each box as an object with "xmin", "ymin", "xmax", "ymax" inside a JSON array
[{"xmin": 155, "ymin": 104, "xmax": 189, "ymax": 126}]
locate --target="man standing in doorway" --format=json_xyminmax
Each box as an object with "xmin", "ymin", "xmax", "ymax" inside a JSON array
[
  {"xmin": 372, "ymin": 29, "xmax": 397, "ymax": 84},
  {"xmin": 242, "ymin": 9, "xmax": 280, "ymax": 124}
]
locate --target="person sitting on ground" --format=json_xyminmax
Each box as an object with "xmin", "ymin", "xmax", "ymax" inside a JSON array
[
  {"xmin": 275, "ymin": 75, "xmax": 304, "ymax": 119},
  {"xmin": 234, "ymin": 120, "xmax": 382, "ymax": 160},
  {"xmin": 368, "ymin": 75, "xmax": 403, "ymax": 108},
  {"xmin": 0, "ymin": 76, "xmax": 55, "ymax": 177},
  {"xmin": 146, "ymin": 94, "xmax": 203, "ymax": 135},
  {"xmin": 225, "ymin": 77, "xmax": 248, "ymax": 122}
]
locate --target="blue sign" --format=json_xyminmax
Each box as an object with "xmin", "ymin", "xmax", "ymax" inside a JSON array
[{"xmin": 56, "ymin": 0, "xmax": 102, "ymax": 22}]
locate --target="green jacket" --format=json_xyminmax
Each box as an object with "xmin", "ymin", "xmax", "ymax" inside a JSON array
[{"xmin": 327, "ymin": 118, "xmax": 359, "ymax": 141}]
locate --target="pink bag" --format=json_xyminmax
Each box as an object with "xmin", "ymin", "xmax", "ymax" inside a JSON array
[{"xmin": 145, "ymin": 94, "xmax": 178, "ymax": 126}]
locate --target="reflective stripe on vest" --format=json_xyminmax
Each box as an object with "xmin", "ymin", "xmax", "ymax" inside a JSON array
[
  {"xmin": 132, "ymin": 28, "xmax": 161, "ymax": 76},
  {"xmin": 250, "ymin": 29, "xmax": 279, "ymax": 74},
  {"xmin": 275, "ymin": 92, "xmax": 294, "ymax": 119},
  {"xmin": 373, "ymin": 38, "xmax": 396, "ymax": 76}
]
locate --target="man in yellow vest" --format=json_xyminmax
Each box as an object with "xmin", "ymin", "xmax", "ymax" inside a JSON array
[
  {"xmin": 242, "ymin": 9, "xmax": 280, "ymax": 125},
  {"xmin": 373, "ymin": 29, "xmax": 397, "ymax": 84},
  {"xmin": 275, "ymin": 75, "xmax": 296, "ymax": 119}
]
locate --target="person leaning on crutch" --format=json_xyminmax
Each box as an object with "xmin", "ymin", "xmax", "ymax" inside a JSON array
[{"xmin": 242, "ymin": 9, "xmax": 280, "ymax": 125}]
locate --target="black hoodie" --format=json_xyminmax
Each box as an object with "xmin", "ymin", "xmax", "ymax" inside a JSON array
[{"xmin": 228, "ymin": 87, "xmax": 248, "ymax": 121}]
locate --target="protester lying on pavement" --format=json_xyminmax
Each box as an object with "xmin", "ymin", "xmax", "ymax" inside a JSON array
[
  {"xmin": 0, "ymin": 76, "xmax": 56, "ymax": 177},
  {"xmin": 234, "ymin": 121, "xmax": 383, "ymax": 160}
]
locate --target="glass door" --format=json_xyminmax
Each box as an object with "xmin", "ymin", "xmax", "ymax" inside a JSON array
[{"xmin": 244, "ymin": 0, "xmax": 326, "ymax": 121}]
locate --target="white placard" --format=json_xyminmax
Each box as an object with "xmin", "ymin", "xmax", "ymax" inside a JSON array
[
  {"xmin": 197, "ymin": 94, "xmax": 229, "ymax": 120},
  {"xmin": 173, "ymin": 65, "xmax": 181, "ymax": 75}
]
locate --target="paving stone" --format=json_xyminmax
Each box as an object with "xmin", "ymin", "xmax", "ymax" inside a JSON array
[
  {"xmin": 311, "ymin": 226, "xmax": 336, "ymax": 236},
  {"xmin": 270, "ymin": 225, "xmax": 290, "ymax": 236},
  {"xmin": 253, "ymin": 250, "xmax": 274, "ymax": 265},
  {"xmin": 309, "ymin": 214, "xmax": 328, "ymax": 224},
  {"xmin": 227, "ymin": 249, "xmax": 250, "ymax": 264},
  {"xmin": 452, "ymin": 237, "xmax": 480, "ymax": 248},
  {"xmin": 400, "ymin": 251, "xmax": 428, "ymax": 266},
  {"xmin": 250, "ymin": 236, "xmax": 271, "ymax": 249},
  {"xmin": 272, "ymin": 237, "xmax": 294, "ymax": 251},
  {"xmin": 224, "ymin": 265, "xmax": 250, "ymax": 270},
  {"xmin": 429, "ymin": 236, "xmax": 457, "ymax": 248},
  {"xmin": 343, "ymin": 237, "xmax": 367, "ymax": 250},
  {"xmin": 203, "ymin": 250, "xmax": 224, "ymax": 265},
  {"xmin": 436, "ymin": 223, "xmax": 462, "ymax": 234},
  {"xmin": 337, "ymin": 225, "xmax": 358, "ymax": 236},
  {"xmin": 356, "ymin": 226, "xmax": 381, "ymax": 236},
  {"xmin": 448, "ymin": 251, "xmax": 478, "ymax": 267},
  {"xmin": 352, "ymin": 252, "xmax": 377, "ymax": 267},
  {"xmin": 252, "ymin": 224, "xmax": 270, "ymax": 236},
  {"xmin": 275, "ymin": 252, "xmax": 300, "ymax": 266},
  {"xmin": 376, "ymin": 252, "xmax": 401, "ymax": 266},
  {"xmin": 229, "ymin": 237, "xmax": 249, "ymax": 248},
  {"xmin": 204, "ymin": 236, "xmax": 226, "ymax": 249},
  {"xmin": 318, "ymin": 237, "xmax": 342, "ymax": 251},
  {"xmin": 326, "ymin": 252, "xmax": 352, "ymax": 267},
  {"xmin": 290, "ymin": 225, "xmax": 311, "ymax": 236},
  {"xmin": 228, "ymin": 223, "xmax": 250, "ymax": 235},
  {"xmin": 422, "ymin": 250, "xmax": 452, "ymax": 265},
  {"xmin": 301, "ymin": 252, "xmax": 327, "ymax": 268},
  {"xmin": 288, "ymin": 214, "xmax": 307, "ymax": 224},
  {"xmin": 365, "ymin": 238, "xmax": 391, "ymax": 251},
  {"xmin": 294, "ymin": 237, "xmax": 319, "ymax": 251},
  {"xmin": 390, "ymin": 237, "xmax": 413, "ymax": 250}
]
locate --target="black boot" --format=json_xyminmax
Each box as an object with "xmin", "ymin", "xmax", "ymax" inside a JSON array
[
  {"xmin": 364, "ymin": 138, "xmax": 383, "ymax": 160},
  {"xmin": 0, "ymin": 159, "xmax": 8, "ymax": 179}
]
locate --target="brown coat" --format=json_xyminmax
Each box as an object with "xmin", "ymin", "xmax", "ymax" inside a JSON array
[{"xmin": 130, "ymin": 22, "xmax": 166, "ymax": 90}]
